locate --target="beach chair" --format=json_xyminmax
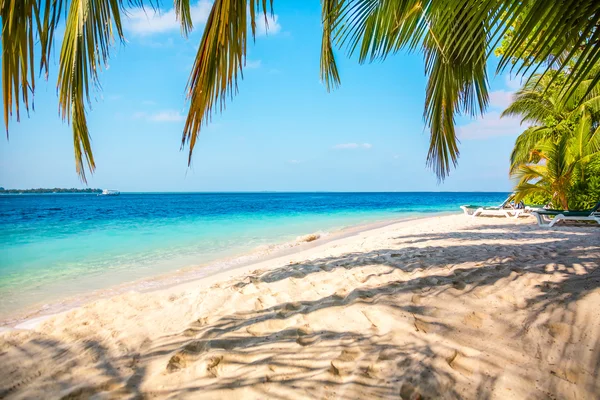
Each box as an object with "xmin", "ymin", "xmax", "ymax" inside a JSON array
[
  {"xmin": 460, "ymin": 196, "xmax": 523, "ymax": 218},
  {"xmin": 532, "ymin": 201, "xmax": 600, "ymax": 227}
]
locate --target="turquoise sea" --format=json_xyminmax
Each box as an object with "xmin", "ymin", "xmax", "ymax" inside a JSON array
[{"xmin": 0, "ymin": 192, "xmax": 507, "ymax": 319}]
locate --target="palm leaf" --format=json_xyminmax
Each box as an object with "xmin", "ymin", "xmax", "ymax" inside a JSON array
[
  {"xmin": 512, "ymin": 181, "xmax": 550, "ymax": 204},
  {"xmin": 500, "ymin": 74, "xmax": 564, "ymax": 124},
  {"xmin": 2, "ymin": 0, "xmax": 157, "ymax": 181},
  {"xmin": 513, "ymin": 163, "xmax": 545, "ymax": 183},
  {"xmin": 181, "ymin": 0, "xmax": 272, "ymax": 165},
  {"xmin": 508, "ymin": 126, "xmax": 553, "ymax": 175},
  {"xmin": 56, "ymin": 0, "xmax": 130, "ymax": 182},
  {"xmin": 175, "ymin": 0, "xmax": 194, "ymax": 36},
  {"xmin": 1, "ymin": 0, "xmax": 38, "ymax": 135},
  {"xmin": 500, "ymin": 0, "xmax": 600, "ymax": 100},
  {"xmin": 320, "ymin": 0, "xmax": 341, "ymax": 91}
]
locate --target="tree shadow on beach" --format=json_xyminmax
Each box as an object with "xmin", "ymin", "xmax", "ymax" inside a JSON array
[
  {"xmin": 0, "ymin": 334, "xmax": 146, "ymax": 399},
  {"xmin": 1, "ymin": 223, "xmax": 599, "ymax": 399}
]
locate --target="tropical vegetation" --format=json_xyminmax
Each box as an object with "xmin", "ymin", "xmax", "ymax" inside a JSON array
[
  {"xmin": 2, "ymin": 1, "xmax": 600, "ymax": 181},
  {"xmin": 503, "ymin": 70, "xmax": 600, "ymax": 210}
]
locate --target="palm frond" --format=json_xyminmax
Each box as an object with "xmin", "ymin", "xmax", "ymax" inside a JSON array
[
  {"xmin": 560, "ymin": 76, "xmax": 600, "ymax": 113},
  {"xmin": 513, "ymin": 163, "xmax": 546, "ymax": 183},
  {"xmin": 500, "ymin": 0, "xmax": 600, "ymax": 102},
  {"xmin": 501, "ymin": 95, "xmax": 560, "ymax": 125},
  {"xmin": 175, "ymin": 0, "xmax": 194, "ymax": 36},
  {"xmin": 1, "ymin": 0, "xmax": 38, "ymax": 135},
  {"xmin": 589, "ymin": 126, "xmax": 600, "ymax": 154},
  {"xmin": 181, "ymin": 0, "xmax": 272, "ymax": 165},
  {"xmin": 2, "ymin": 0, "xmax": 156, "ymax": 180},
  {"xmin": 501, "ymin": 73, "xmax": 566, "ymax": 123},
  {"xmin": 424, "ymin": 1, "xmax": 491, "ymax": 179},
  {"xmin": 538, "ymin": 135, "xmax": 574, "ymax": 181},
  {"xmin": 569, "ymin": 108, "xmax": 593, "ymax": 161},
  {"xmin": 512, "ymin": 181, "xmax": 550, "ymax": 204},
  {"xmin": 57, "ymin": 0, "xmax": 127, "ymax": 182},
  {"xmin": 335, "ymin": 0, "xmax": 426, "ymax": 62},
  {"xmin": 508, "ymin": 125, "xmax": 552, "ymax": 175},
  {"xmin": 327, "ymin": 0, "xmax": 493, "ymax": 179},
  {"xmin": 320, "ymin": 0, "xmax": 341, "ymax": 91}
]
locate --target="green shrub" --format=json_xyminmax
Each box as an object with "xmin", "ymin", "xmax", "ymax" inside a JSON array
[
  {"xmin": 568, "ymin": 158, "xmax": 600, "ymax": 210},
  {"xmin": 522, "ymin": 192, "xmax": 551, "ymax": 207},
  {"xmin": 521, "ymin": 157, "xmax": 600, "ymax": 209}
]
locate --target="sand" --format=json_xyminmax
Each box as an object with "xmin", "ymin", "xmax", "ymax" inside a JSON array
[{"xmin": 0, "ymin": 214, "xmax": 599, "ymax": 399}]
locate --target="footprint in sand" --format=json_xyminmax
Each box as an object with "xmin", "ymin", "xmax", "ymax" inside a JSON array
[
  {"xmin": 452, "ymin": 280, "xmax": 467, "ymax": 290},
  {"xmin": 399, "ymin": 382, "xmax": 424, "ymax": 400},
  {"xmin": 550, "ymin": 364, "xmax": 582, "ymax": 384},
  {"xmin": 58, "ymin": 381, "xmax": 122, "ymax": 400},
  {"xmin": 462, "ymin": 312, "xmax": 485, "ymax": 329},
  {"xmin": 296, "ymin": 326, "xmax": 320, "ymax": 346},
  {"xmin": 329, "ymin": 348, "xmax": 363, "ymax": 378},
  {"xmin": 446, "ymin": 350, "xmax": 476, "ymax": 376},
  {"xmin": 166, "ymin": 341, "xmax": 208, "ymax": 372},
  {"xmin": 411, "ymin": 294, "xmax": 422, "ymax": 304},
  {"xmin": 276, "ymin": 301, "xmax": 305, "ymax": 318},
  {"xmin": 205, "ymin": 355, "xmax": 225, "ymax": 378},
  {"xmin": 166, "ymin": 340, "xmax": 233, "ymax": 377},
  {"xmin": 547, "ymin": 322, "xmax": 580, "ymax": 343},
  {"xmin": 413, "ymin": 315, "xmax": 441, "ymax": 334}
]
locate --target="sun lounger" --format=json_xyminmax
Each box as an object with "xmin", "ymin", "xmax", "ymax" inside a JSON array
[
  {"xmin": 460, "ymin": 196, "xmax": 524, "ymax": 218},
  {"xmin": 460, "ymin": 205, "xmax": 523, "ymax": 218},
  {"xmin": 532, "ymin": 201, "xmax": 600, "ymax": 227}
]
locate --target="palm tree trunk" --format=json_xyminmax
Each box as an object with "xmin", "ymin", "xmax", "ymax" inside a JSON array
[{"xmin": 559, "ymin": 192, "xmax": 569, "ymax": 210}]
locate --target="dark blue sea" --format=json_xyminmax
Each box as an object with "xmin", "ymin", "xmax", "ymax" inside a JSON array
[{"xmin": 0, "ymin": 192, "xmax": 507, "ymax": 317}]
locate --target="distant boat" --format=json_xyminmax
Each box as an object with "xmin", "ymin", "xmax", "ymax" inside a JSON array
[{"xmin": 98, "ymin": 189, "xmax": 120, "ymax": 196}]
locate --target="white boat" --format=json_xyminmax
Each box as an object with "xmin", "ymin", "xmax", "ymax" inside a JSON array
[{"xmin": 98, "ymin": 189, "xmax": 120, "ymax": 196}]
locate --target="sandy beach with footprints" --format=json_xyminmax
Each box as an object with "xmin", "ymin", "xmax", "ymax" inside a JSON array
[{"xmin": 1, "ymin": 214, "xmax": 599, "ymax": 399}]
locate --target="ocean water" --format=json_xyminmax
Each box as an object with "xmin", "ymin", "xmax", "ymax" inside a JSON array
[{"xmin": 0, "ymin": 192, "xmax": 507, "ymax": 318}]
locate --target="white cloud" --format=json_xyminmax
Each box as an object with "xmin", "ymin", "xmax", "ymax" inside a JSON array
[
  {"xmin": 126, "ymin": 1, "xmax": 212, "ymax": 35},
  {"xmin": 463, "ymin": 81, "xmax": 519, "ymax": 136},
  {"xmin": 288, "ymin": 159, "xmax": 300, "ymax": 164},
  {"xmin": 132, "ymin": 111, "xmax": 147, "ymax": 119},
  {"xmin": 150, "ymin": 110, "xmax": 185, "ymax": 122},
  {"xmin": 255, "ymin": 14, "xmax": 281, "ymax": 36},
  {"xmin": 246, "ymin": 59, "xmax": 261, "ymax": 69},
  {"xmin": 489, "ymin": 90, "xmax": 514, "ymax": 110},
  {"xmin": 505, "ymin": 74, "xmax": 523, "ymax": 91},
  {"xmin": 139, "ymin": 37, "xmax": 175, "ymax": 48},
  {"xmin": 457, "ymin": 111, "xmax": 528, "ymax": 140},
  {"xmin": 333, "ymin": 143, "xmax": 373, "ymax": 150},
  {"xmin": 133, "ymin": 110, "xmax": 185, "ymax": 122}
]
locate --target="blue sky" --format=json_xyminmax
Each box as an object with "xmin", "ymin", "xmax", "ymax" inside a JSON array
[{"xmin": 0, "ymin": 1, "xmax": 526, "ymax": 192}]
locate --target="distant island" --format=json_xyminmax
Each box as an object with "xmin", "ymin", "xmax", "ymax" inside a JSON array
[{"xmin": 0, "ymin": 187, "xmax": 102, "ymax": 194}]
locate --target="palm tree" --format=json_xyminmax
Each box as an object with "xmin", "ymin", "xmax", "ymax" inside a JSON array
[
  {"xmin": 511, "ymin": 111, "xmax": 600, "ymax": 209},
  {"xmin": 2, "ymin": 0, "xmax": 600, "ymax": 181},
  {"xmin": 502, "ymin": 72, "xmax": 584, "ymax": 174},
  {"xmin": 503, "ymin": 67, "xmax": 600, "ymax": 172}
]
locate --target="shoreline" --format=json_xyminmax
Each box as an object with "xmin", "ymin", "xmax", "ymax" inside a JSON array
[{"xmin": 0, "ymin": 211, "xmax": 453, "ymax": 329}]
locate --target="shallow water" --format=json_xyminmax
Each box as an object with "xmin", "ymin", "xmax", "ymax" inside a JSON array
[{"xmin": 0, "ymin": 192, "xmax": 507, "ymax": 316}]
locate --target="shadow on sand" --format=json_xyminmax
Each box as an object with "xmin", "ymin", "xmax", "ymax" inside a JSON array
[{"xmin": 1, "ymin": 222, "xmax": 599, "ymax": 399}]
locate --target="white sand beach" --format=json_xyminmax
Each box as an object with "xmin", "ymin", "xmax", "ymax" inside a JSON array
[{"xmin": 1, "ymin": 214, "xmax": 599, "ymax": 399}]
